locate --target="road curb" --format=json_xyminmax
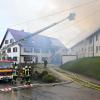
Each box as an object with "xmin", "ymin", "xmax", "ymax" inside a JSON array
[{"xmin": 57, "ymin": 69, "xmax": 100, "ymax": 91}]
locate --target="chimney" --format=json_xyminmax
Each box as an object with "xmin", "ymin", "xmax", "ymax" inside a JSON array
[{"xmin": 21, "ymin": 30, "xmax": 24, "ymax": 32}]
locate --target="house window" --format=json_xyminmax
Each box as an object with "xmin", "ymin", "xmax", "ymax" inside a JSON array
[
  {"xmin": 2, "ymin": 51, "xmax": 6, "ymax": 54},
  {"xmin": 42, "ymin": 49, "xmax": 49, "ymax": 53},
  {"xmin": 10, "ymin": 39, "xmax": 14, "ymax": 43},
  {"xmin": 13, "ymin": 57, "xmax": 17, "ymax": 61},
  {"xmin": 85, "ymin": 48, "xmax": 86, "ymax": 52},
  {"xmin": 13, "ymin": 47, "xmax": 17, "ymax": 52},
  {"xmin": 24, "ymin": 56, "xmax": 32, "ymax": 61},
  {"xmin": 88, "ymin": 47, "xmax": 90, "ymax": 52},
  {"xmin": 34, "ymin": 48, "xmax": 40, "ymax": 53},
  {"xmin": 42, "ymin": 57, "xmax": 48, "ymax": 61},
  {"xmin": 5, "ymin": 40, "xmax": 8, "ymax": 44},
  {"xmin": 2, "ymin": 57, "xmax": 5, "ymax": 60},
  {"xmin": 50, "ymin": 49, "xmax": 55, "ymax": 54},
  {"xmin": 96, "ymin": 46, "xmax": 98, "ymax": 53},
  {"xmin": 82, "ymin": 48, "xmax": 83, "ymax": 52},
  {"xmin": 7, "ymin": 48, "xmax": 11, "ymax": 53},
  {"xmin": 24, "ymin": 48, "xmax": 32, "ymax": 53},
  {"xmin": 96, "ymin": 34, "xmax": 99, "ymax": 41},
  {"xmin": 7, "ymin": 57, "xmax": 12, "ymax": 60},
  {"xmin": 91, "ymin": 47, "xmax": 93, "ymax": 51},
  {"xmin": 89, "ymin": 38, "xmax": 92, "ymax": 44}
]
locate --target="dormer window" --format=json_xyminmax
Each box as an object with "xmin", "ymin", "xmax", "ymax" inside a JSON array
[
  {"xmin": 10, "ymin": 39, "xmax": 14, "ymax": 43},
  {"xmin": 5, "ymin": 40, "xmax": 8, "ymax": 44}
]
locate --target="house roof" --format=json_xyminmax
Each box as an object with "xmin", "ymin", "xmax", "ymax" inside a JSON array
[
  {"xmin": 0, "ymin": 28, "xmax": 66, "ymax": 50},
  {"xmin": 71, "ymin": 29, "xmax": 100, "ymax": 49}
]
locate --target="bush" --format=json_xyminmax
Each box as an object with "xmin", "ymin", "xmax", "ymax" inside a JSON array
[
  {"xmin": 42, "ymin": 74, "xmax": 56, "ymax": 83},
  {"xmin": 33, "ymin": 71, "xmax": 40, "ymax": 80},
  {"xmin": 41, "ymin": 71, "xmax": 48, "ymax": 76},
  {"xmin": 32, "ymin": 70, "xmax": 56, "ymax": 83},
  {"xmin": 38, "ymin": 71, "xmax": 48, "ymax": 79}
]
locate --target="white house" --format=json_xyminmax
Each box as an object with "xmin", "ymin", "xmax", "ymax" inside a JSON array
[
  {"xmin": 70, "ymin": 29, "xmax": 100, "ymax": 58},
  {"xmin": 0, "ymin": 28, "xmax": 67, "ymax": 64}
]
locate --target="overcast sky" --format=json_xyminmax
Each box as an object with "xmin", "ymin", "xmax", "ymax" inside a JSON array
[{"xmin": 0, "ymin": 0, "xmax": 100, "ymax": 48}]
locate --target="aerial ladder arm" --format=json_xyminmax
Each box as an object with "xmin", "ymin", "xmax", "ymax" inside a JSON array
[{"xmin": 0, "ymin": 13, "xmax": 75, "ymax": 52}]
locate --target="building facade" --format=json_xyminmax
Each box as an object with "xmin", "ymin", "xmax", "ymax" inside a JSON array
[
  {"xmin": 70, "ymin": 29, "xmax": 100, "ymax": 58},
  {"xmin": 0, "ymin": 28, "xmax": 67, "ymax": 64}
]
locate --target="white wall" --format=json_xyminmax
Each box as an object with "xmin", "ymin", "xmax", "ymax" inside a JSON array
[
  {"xmin": 1, "ymin": 31, "xmax": 67, "ymax": 64},
  {"xmin": 20, "ymin": 46, "xmax": 52, "ymax": 63},
  {"xmin": 70, "ymin": 30, "xmax": 100, "ymax": 58},
  {"xmin": 62, "ymin": 55, "xmax": 77, "ymax": 64},
  {"xmin": 1, "ymin": 32, "xmax": 20, "ymax": 63}
]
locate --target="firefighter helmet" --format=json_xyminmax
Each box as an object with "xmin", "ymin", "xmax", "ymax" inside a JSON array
[
  {"xmin": 25, "ymin": 66, "xmax": 28, "ymax": 68},
  {"xmin": 23, "ymin": 68, "xmax": 25, "ymax": 70},
  {"xmin": 29, "ymin": 66, "xmax": 31, "ymax": 68},
  {"xmin": 15, "ymin": 66, "xmax": 18, "ymax": 69}
]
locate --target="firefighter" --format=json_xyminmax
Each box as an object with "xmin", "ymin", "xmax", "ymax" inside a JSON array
[
  {"xmin": 20, "ymin": 67, "xmax": 25, "ymax": 84},
  {"xmin": 44, "ymin": 59, "xmax": 48, "ymax": 68},
  {"xmin": 12, "ymin": 66, "xmax": 18, "ymax": 84},
  {"xmin": 25, "ymin": 66, "xmax": 31, "ymax": 85},
  {"xmin": 29, "ymin": 66, "xmax": 32, "ymax": 76}
]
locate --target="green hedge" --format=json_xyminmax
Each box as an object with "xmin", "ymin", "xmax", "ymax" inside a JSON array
[
  {"xmin": 42, "ymin": 74, "xmax": 56, "ymax": 83},
  {"xmin": 33, "ymin": 70, "xmax": 56, "ymax": 83}
]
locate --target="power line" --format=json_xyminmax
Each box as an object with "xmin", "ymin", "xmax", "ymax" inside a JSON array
[
  {"xmin": 0, "ymin": 0, "xmax": 99, "ymax": 52},
  {"xmin": 0, "ymin": 0, "xmax": 98, "ymax": 29},
  {"xmin": 1, "ymin": 3, "xmax": 100, "ymax": 51},
  {"xmin": 28, "ymin": 0, "xmax": 100, "ymax": 42},
  {"xmin": 51, "ymin": 7, "xmax": 100, "ymax": 46},
  {"xmin": 65, "ymin": 12, "xmax": 100, "ymax": 47},
  {"xmin": 0, "ymin": 13, "xmax": 75, "ymax": 52}
]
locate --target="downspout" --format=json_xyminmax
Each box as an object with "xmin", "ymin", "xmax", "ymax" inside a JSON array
[{"xmin": 93, "ymin": 34, "xmax": 95, "ymax": 57}]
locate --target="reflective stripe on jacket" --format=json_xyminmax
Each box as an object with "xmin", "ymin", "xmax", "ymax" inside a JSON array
[
  {"xmin": 25, "ymin": 69, "xmax": 30, "ymax": 76},
  {"xmin": 13, "ymin": 70, "xmax": 18, "ymax": 76}
]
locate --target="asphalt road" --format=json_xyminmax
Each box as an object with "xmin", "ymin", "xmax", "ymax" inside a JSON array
[
  {"xmin": 0, "ymin": 66, "xmax": 99, "ymax": 100},
  {"xmin": 0, "ymin": 82, "xmax": 100, "ymax": 100}
]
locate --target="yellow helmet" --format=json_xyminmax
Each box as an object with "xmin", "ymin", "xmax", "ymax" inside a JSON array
[
  {"xmin": 15, "ymin": 66, "xmax": 18, "ymax": 69},
  {"xmin": 11, "ymin": 66, "xmax": 13, "ymax": 68},
  {"xmin": 25, "ymin": 66, "xmax": 28, "ymax": 68},
  {"xmin": 23, "ymin": 68, "xmax": 25, "ymax": 70},
  {"xmin": 29, "ymin": 66, "xmax": 31, "ymax": 68}
]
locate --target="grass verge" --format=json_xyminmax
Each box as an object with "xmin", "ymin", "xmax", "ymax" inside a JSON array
[{"xmin": 61, "ymin": 57, "xmax": 100, "ymax": 80}]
